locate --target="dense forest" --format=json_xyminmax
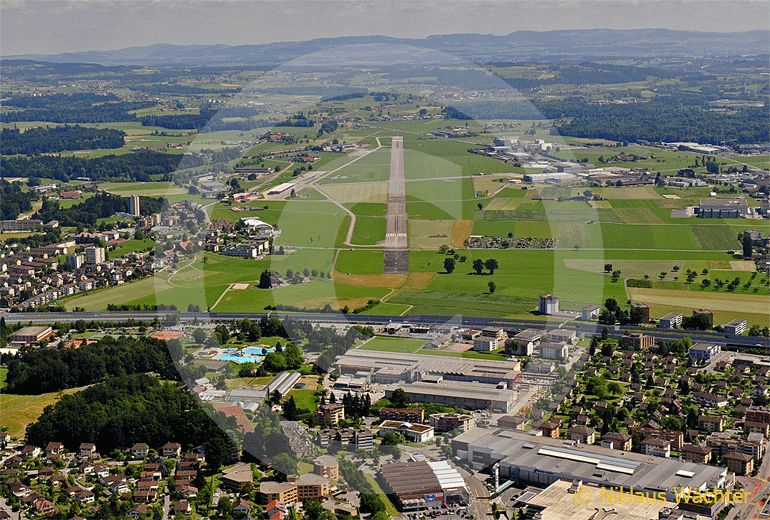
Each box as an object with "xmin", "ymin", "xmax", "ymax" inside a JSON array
[
  {"xmin": 444, "ymin": 97, "xmax": 769, "ymax": 144},
  {"xmin": 0, "ymin": 93, "xmax": 154, "ymax": 123},
  {"xmin": 0, "ymin": 179, "xmax": 34, "ymax": 219},
  {"xmin": 0, "ymin": 125, "xmax": 125, "ymax": 155},
  {"xmin": 34, "ymin": 192, "xmax": 165, "ymax": 227},
  {"xmin": 549, "ymin": 102, "xmax": 770, "ymax": 144},
  {"xmin": 25, "ymin": 374, "xmax": 239, "ymax": 470},
  {"xmin": 4, "ymin": 335, "xmax": 178, "ymax": 393},
  {"xmin": 140, "ymin": 106, "xmax": 269, "ymax": 131},
  {"xmin": 0, "ymin": 149, "xmax": 185, "ymax": 182}
]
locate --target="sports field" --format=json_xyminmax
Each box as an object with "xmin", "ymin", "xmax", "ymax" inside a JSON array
[{"xmin": 360, "ymin": 336, "xmax": 426, "ymax": 353}]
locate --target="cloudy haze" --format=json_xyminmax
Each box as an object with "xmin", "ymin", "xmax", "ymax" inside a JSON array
[{"xmin": 2, "ymin": 0, "xmax": 768, "ymax": 56}]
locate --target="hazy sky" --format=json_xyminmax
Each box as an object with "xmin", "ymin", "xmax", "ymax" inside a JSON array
[{"xmin": 2, "ymin": 0, "xmax": 768, "ymax": 56}]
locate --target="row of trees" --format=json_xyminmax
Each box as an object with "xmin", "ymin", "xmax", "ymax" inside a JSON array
[{"xmin": 443, "ymin": 257, "xmax": 498, "ymax": 275}]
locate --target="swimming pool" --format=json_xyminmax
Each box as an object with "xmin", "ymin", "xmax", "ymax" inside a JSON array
[{"xmin": 214, "ymin": 346, "xmax": 275, "ymax": 364}]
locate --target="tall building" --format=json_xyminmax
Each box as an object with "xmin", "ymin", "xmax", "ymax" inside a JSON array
[
  {"xmin": 538, "ymin": 294, "xmax": 559, "ymax": 315},
  {"xmin": 85, "ymin": 246, "xmax": 106, "ymax": 264},
  {"xmin": 129, "ymin": 195, "xmax": 140, "ymax": 217},
  {"xmin": 66, "ymin": 254, "xmax": 84, "ymax": 269}
]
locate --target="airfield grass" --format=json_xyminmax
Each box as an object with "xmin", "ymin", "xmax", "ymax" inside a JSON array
[
  {"xmin": 100, "ymin": 181, "xmax": 187, "ymax": 196},
  {"xmin": 348, "ymin": 203, "xmax": 386, "ymax": 245},
  {"xmin": 213, "ymin": 278, "xmax": 390, "ymax": 313},
  {"xmin": 408, "ymin": 220, "xmax": 454, "ymax": 250},
  {"xmin": 321, "ymin": 147, "xmax": 391, "ymax": 184},
  {"xmin": 336, "ymin": 250, "xmax": 384, "ymax": 275},
  {"xmin": 404, "ymin": 138, "xmax": 518, "ymax": 178},
  {"xmin": 360, "ymin": 336, "xmax": 426, "ymax": 353},
  {"xmin": 208, "ymin": 200, "xmax": 287, "ymax": 224},
  {"xmin": 320, "ymin": 182, "xmax": 389, "ymax": 204},
  {"xmin": 0, "ymin": 388, "xmax": 83, "ymax": 438}
]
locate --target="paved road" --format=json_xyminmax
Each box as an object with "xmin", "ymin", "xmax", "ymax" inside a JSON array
[
  {"xmin": 729, "ymin": 453, "xmax": 770, "ymax": 519},
  {"xmin": 384, "ymin": 135, "xmax": 409, "ymax": 273},
  {"xmin": 5, "ymin": 311, "xmax": 767, "ymax": 350},
  {"xmin": 455, "ymin": 464, "xmax": 490, "ymax": 519}
]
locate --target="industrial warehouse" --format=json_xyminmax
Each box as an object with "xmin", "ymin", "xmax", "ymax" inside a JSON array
[
  {"xmin": 378, "ymin": 460, "xmax": 468, "ymax": 511},
  {"xmin": 452, "ymin": 429, "xmax": 732, "ymax": 516},
  {"xmin": 332, "ymin": 350, "xmax": 522, "ymax": 411}
]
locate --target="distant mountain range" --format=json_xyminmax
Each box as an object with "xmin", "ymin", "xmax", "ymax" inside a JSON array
[{"xmin": 5, "ymin": 29, "xmax": 769, "ymax": 66}]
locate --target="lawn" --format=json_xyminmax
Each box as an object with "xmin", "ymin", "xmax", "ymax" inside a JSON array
[
  {"xmin": 288, "ymin": 388, "xmax": 318, "ymax": 413},
  {"xmin": 108, "ymin": 238, "xmax": 155, "ymax": 259},
  {"xmin": 0, "ymin": 388, "xmax": 83, "ymax": 438},
  {"xmin": 360, "ymin": 336, "xmax": 426, "ymax": 353},
  {"xmin": 0, "ymin": 367, "xmax": 7, "ymax": 390}
]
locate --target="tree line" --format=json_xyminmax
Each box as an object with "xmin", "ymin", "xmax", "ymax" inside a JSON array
[
  {"xmin": 0, "ymin": 93, "xmax": 154, "ymax": 123},
  {"xmin": 0, "ymin": 149, "xmax": 184, "ymax": 182},
  {"xmin": 35, "ymin": 192, "xmax": 164, "ymax": 227},
  {"xmin": 0, "ymin": 125, "xmax": 125, "ymax": 155}
]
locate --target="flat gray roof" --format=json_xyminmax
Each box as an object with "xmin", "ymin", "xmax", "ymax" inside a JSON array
[{"xmin": 453, "ymin": 429, "xmax": 728, "ymax": 494}]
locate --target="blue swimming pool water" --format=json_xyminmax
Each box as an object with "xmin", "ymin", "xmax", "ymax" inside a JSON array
[{"xmin": 214, "ymin": 346, "xmax": 276, "ymax": 364}]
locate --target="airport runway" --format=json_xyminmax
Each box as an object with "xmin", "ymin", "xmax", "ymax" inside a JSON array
[{"xmin": 384, "ymin": 135, "xmax": 409, "ymax": 273}]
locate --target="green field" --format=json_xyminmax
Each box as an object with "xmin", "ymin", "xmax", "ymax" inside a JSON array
[
  {"xmin": 42, "ymin": 111, "xmax": 767, "ymax": 325},
  {"xmin": 359, "ymin": 336, "xmax": 426, "ymax": 353},
  {"xmin": 108, "ymin": 238, "xmax": 155, "ymax": 259},
  {"xmin": 288, "ymin": 388, "xmax": 318, "ymax": 412},
  {"xmin": 0, "ymin": 388, "xmax": 83, "ymax": 438},
  {"xmin": 348, "ymin": 203, "xmax": 386, "ymax": 245}
]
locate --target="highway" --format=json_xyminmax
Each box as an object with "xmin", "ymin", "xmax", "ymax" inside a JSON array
[{"xmin": 3, "ymin": 311, "xmax": 768, "ymax": 350}]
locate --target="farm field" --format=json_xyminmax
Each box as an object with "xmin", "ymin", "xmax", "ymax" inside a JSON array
[
  {"xmin": 627, "ymin": 287, "xmax": 770, "ymax": 325},
  {"xmin": 33, "ymin": 116, "xmax": 767, "ymax": 325}
]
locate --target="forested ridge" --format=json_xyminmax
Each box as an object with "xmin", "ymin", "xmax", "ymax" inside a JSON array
[
  {"xmin": 0, "ymin": 149, "xmax": 186, "ymax": 182},
  {"xmin": 0, "ymin": 125, "xmax": 125, "ymax": 155},
  {"xmin": 5, "ymin": 335, "xmax": 178, "ymax": 393},
  {"xmin": 445, "ymin": 97, "xmax": 769, "ymax": 144},
  {"xmin": 25, "ymin": 374, "xmax": 239, "ymax": 469},
  {"xmin": 0, "ymin": 93, "xmax": 154, "ymax": 123}
]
